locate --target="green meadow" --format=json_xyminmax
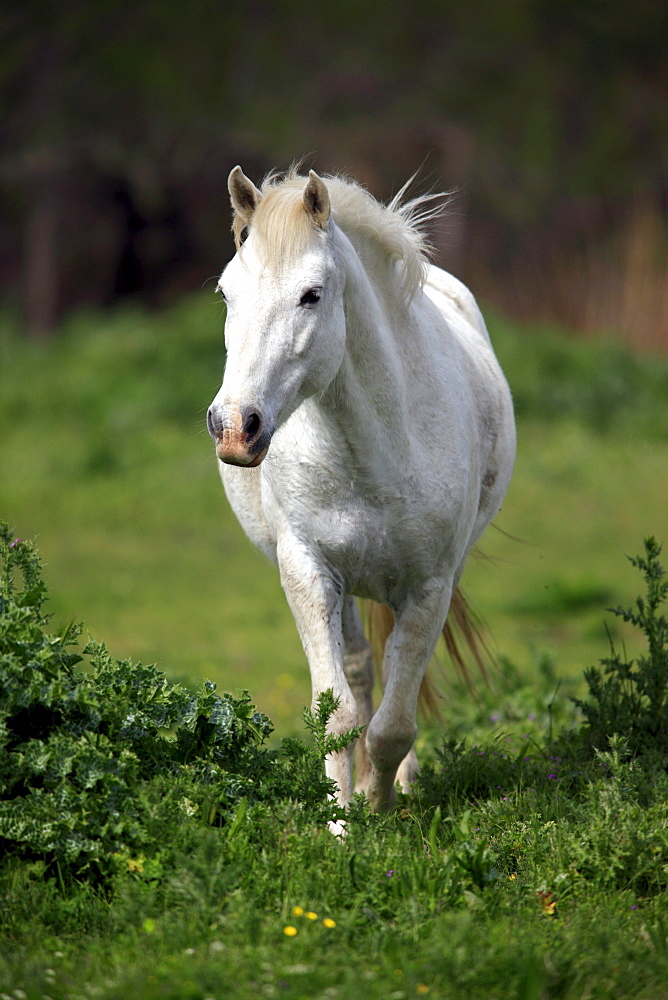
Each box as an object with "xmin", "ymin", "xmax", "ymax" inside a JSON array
[
  {"xmin": 1, "ymin": 298, "xmax": 666, "ymax": 727},
  {"xmin": 2, "ymin": 299, "xmax": 668, "ymax": 1000}
]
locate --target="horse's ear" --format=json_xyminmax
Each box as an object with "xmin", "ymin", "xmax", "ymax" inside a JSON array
[
  {"xmin": 228, "ymin": 166, "xmax": 262, "ymax": 229},
  {"xmin": 303, "ymin": 170, "xmax": 331, "ymax": 228}
]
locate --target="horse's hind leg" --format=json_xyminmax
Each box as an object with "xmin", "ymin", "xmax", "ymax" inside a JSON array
[
  {"xmin": 341, "ymin": 597, "xmax": 374, "ymax": 792},
  {"xmin": 365, "ymin": 581, "xmax": 452, "ymax": 812},
  {"xmin": 396, "ymin": 744, "xmax": 420, "ymax": 794},
  {"xmin": 373, "ymin": 614, "xmax": 420, "ymax": 796}
]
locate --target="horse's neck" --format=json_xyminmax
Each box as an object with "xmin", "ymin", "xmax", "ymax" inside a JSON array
[{"xmin": 319, "ymin": 232, "xmax": 412, "ymax": 465}]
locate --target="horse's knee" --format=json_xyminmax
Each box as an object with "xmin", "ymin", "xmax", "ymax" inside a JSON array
[{"xmin": 365, "ymin": 712, "xmax": 417, "ymax": 773}]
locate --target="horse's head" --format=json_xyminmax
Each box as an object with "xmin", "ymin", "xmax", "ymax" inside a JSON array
[{"xmin": 207, "ymin": 167, "xmax": 346, "ymax": 467}]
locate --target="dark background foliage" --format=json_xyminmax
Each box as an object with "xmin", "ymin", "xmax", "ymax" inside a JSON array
[{"xmin": 2, "ymin": 0, "xmax": 667, "ymax": 344}]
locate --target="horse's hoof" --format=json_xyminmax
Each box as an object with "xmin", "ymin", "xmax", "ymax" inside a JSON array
[{"xmin": 328, "ymin": 818, "xmax": 347, "ymax": 838}]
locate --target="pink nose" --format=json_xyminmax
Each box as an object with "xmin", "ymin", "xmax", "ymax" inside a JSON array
[
  {"xmin": 216, "ymin": 428, "xmax": 268, "ymax": 466},
  {"xmin": 207, "ymin": 405, "xmax": 269, "ymax": 466}
]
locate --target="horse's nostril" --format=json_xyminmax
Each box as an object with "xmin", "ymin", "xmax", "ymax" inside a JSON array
[
  {"xmin": 243, "ymin": 410, "xmax": 262, "ymax": 441},
  {"xmin": 206, "ymin": 407, "xmax": 218, "ymax": 439}
]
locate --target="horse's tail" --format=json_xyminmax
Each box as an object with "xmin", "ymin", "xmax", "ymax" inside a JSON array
[{"xmin": 360, "ymin": 588, "xmax": 490, "ymax": 720}]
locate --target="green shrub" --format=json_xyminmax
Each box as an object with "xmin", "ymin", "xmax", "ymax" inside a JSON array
[
  {"xmin": 489, "ymin": 315, "xmax": 668, "ymax": 439},
  {"xmin": 574, "ymin": 536, "xmax": 668, "ymax": 759},
  {"xmin": 0, "ymin": 522, "xmax": 355, "ymax": 887}
]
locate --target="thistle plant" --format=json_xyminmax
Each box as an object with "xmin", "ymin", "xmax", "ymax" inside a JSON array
[
  {"xmin": 574, "ymin": 536, "xmax": 668, "ymax": 758},
  {"xmin": 0, "ymin": 522, "xmax": 354, "ymax": 887}
]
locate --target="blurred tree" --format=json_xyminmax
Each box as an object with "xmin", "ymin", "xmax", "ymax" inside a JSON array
[{"xmin": 0, "ymin": 0, "xmax": 666, "ymax": 339}]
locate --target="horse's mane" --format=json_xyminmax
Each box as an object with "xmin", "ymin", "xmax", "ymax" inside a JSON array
[{"xmin": 236, "ymin": 169, "xmax": 448, "ymax": 303}]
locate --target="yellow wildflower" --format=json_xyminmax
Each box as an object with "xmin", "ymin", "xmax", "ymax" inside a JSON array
[
  {"xmin": 292, "ymin": 906, "xmax": 304, "ymax": 917},
  {"xmin": 537, "ymin": 891, "xmax": 557, "ymax": 916},
  {"xmin": 416, "ymin": 986, "xmax": 430, "ymax": 995},
  {"xmin": 283, "ymin": 926, "xmax": 298, "ymax": 937},
  {"xmin": 305, "ymin": 911, "xmax": 318, "ymax": 920},
  {"xmin": 322, "ymin": 918, "xmax": 336, "ymax": 928}
]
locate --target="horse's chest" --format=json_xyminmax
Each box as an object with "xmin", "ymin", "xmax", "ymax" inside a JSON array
[
  {"xmin": 314, "ymin": 500, "xmax": 391, "ymax": 568},
  {"xmin": 267, "ymin": 473, "xmax": 447, "ymax": 600}
]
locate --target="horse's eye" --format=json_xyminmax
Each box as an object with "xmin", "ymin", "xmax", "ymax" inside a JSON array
[{"xmin": 299, "ymin": 288, "xmax": 321, "ymax": 306}]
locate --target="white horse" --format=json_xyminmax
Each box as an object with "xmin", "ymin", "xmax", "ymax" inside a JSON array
[{"xmin": 207, "ymin": 167, "xmax": 515, "ymax": 815}]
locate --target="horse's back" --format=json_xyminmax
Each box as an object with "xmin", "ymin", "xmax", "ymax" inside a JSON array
[
  {"xmin": 420, "ymin": 264, "xmax": 515, "ymax": 536},
  {"xmin": 416, "ymin": 264, "xmax": 511, "ymax": 424},
  {"xmin": 423, "ymin": 265, "xmax": 490, "ymax": 339}
]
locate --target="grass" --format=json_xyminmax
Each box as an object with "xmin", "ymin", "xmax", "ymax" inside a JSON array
[
  {"xmin": 1, "ymin": 296, "xmax": 667, "ymax": 731},
  {"xmin": 2, "ymin": 298, "xmax": 668, "ymax": 998},
  {"xmin": 4, "ymin": 841, "xmax": 667, "ymax": 1000},
  {"xmin": 2, "ymin": 546, "xmax": 668, "ymax": 999}
]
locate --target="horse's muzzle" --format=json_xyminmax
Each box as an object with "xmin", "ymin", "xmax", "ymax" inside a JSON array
[{"xmin": 207, "ymin": 404, "xmax": 272, "ymax": 467}]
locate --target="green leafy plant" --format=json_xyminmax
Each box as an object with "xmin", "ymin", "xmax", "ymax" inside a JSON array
[
  {"xmin": 0, "ymin": 522, "xmax": 356, "ymax": 887},
  {"xmin": 4, "ymin": 530, "xmax": 668, "ymax": 1000},
  {"xmin": 574, "ymin": 536, "xmax": 668, "ymax": 758}
]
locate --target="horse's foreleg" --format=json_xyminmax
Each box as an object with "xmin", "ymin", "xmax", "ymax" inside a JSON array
[
  {"xmin": 365, "ymin": 581, "xmax": 452, "ymax": 812},
  {"xmin": 277, "ymin": 540, "xmax": 357, "ymax": 809},
  {"xmin": 341, "ymin": 597, "xmax": 375, "ymax": 792}
]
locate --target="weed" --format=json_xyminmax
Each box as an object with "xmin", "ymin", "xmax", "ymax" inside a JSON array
[
  {"xmin": 2, "ymin": 526, "xmax": 668, "ymax": 999},
  {"xmin": 0, "ymin": 522, "xmax": 356, "ymax": 888},
  {"xmin": 574, "ymin": 536, "xmax": 668, "ymax": 759}
]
